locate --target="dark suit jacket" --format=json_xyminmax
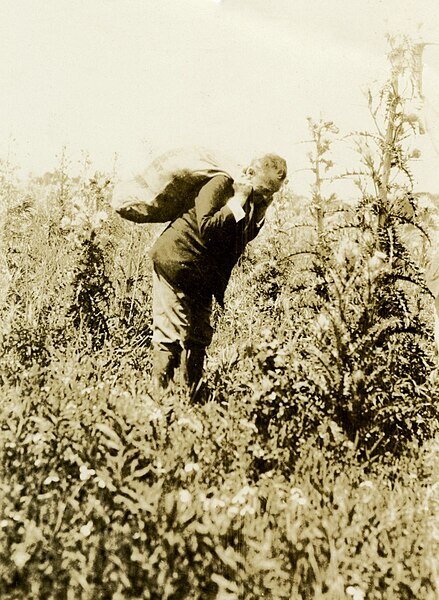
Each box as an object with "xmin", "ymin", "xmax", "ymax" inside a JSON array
[{"xmin": 150, "ymin": 175, "xmax": 266, "ymax": 305}]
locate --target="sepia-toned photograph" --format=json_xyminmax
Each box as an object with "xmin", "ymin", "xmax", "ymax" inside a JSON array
[{"xmin": 0, "ymin": 1, "xmax": 438, "ymax": 597}]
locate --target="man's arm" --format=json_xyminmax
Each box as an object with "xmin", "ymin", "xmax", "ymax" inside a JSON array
[{"xmin": 195, "ymin": 175, "xmax": 251, "ymax": 244}]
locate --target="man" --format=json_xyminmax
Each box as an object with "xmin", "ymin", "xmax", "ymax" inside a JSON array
[{"xmin": 149, "ymin": 153, "xmax": 287, "ymax": 395}]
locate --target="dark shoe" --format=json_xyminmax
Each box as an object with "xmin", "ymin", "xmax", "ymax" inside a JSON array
[
  {"xmin": 181, "ymin": 345, "xmax": 206, "ymax": 401},
  {"xmin": 152, "ymin": 343, "xmax": 181, "ymax": 391}
]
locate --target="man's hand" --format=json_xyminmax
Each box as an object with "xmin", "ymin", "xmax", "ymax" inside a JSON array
[
  {"xmin": 232, "ymin": 180, "xmax": 253, "ymax": 207},
  {"xmin": 225, "ymin": 179, "xmax": 252, "ymax": 222}
]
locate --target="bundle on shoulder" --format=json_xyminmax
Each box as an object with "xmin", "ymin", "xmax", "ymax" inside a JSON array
[{"xmin": 112, "ymin": 146, "xmax": 241, "ymax": 223}]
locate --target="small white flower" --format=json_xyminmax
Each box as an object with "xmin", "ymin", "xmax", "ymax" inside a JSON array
[
  {"xmin": 184, "ymin": 463, "xmax": 200, "ymax": 473},
  {"xmin": 12, "ymin": 549, "xmax": 31, "ymax": 569},
  {"xmin": 80, "ymin": 521, "xmax": 93, "ymax": 538},
  {"xmin": 79, "ymin": 465, "xmax": 96, "ymax": 481},
  {"xmin": 43, "ymin": 474, "xmax": 60, "ymax": 485},
  {"xmin": 346, "ymin": 585, "xmax": 365, "ymax": 600},
  {"xmin": 290, "ymin": 487, "xmax": 308, "ymax": 506},
  {"xmin": 179, "ymin": 489, "xmax": 192, "ymax": 504}
]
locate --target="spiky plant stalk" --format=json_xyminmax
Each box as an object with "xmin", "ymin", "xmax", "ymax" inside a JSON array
[{"xmin": 306, "ymin": 118, "xmax": 339, "ymax": 243}]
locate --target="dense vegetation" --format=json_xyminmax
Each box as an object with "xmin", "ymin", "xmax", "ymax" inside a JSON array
[{"xmin": 0, "ymin": 38, "xmax": 438, "ymax": 599}]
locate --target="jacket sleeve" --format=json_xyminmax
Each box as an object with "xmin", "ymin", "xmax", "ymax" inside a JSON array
[{"xmin": 195, "ymin": 175, "xmax": 240, "ymax": 244}]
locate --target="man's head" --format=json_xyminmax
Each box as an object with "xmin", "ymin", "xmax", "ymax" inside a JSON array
[{"xmin": 244, "ymin": 153, "xmax": 287, "ymax": 202}]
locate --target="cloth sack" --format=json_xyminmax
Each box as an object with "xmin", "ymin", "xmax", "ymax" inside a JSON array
[{"xmin": 112, "ymin": 147, "xmax": 240, "ymax": 223}]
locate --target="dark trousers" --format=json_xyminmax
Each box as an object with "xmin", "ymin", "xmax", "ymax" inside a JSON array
[{"xmin": 151, "ymin": 268, "xmax": 213, "ymax": 393}]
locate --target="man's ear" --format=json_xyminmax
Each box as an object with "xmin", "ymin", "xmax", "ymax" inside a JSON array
[{"xmin": 244, "ymin": 167, "xmax": 255, "ymax": 177}]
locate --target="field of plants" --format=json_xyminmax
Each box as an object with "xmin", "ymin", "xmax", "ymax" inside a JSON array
[{"xmin": 1, "ymin": 39, "xmax": 439, "ymax": 599}]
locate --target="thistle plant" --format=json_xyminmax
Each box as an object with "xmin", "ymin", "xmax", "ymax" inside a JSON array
[
  {"xmin": 61, "ymin": 176, "xmax": 114, "ymax": 350},
  {"xmin": 306, "ymin": 118, "xmax": 340, "ymax": 242},
  {"xmin": 306, "ymin": 35, "xmax": 438, "ymax": 454},
  {"xmin": 244, "ymin": 37, "xmax": 438, "ymax": 465}
]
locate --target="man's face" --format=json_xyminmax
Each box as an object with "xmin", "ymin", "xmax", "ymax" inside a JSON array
[{"xmin": 248, "ymin": 165, "xmax": 286, "ymax": 204}]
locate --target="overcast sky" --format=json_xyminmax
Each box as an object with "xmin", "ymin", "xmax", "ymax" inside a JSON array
[{"xmin": 1, "ymin": 0, "xmax": 439, "ymax": 195}]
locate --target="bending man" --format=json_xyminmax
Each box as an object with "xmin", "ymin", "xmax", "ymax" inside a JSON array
[{"xmin": 149, "ymin": 153, "xmax": 287, "ymax": 395}]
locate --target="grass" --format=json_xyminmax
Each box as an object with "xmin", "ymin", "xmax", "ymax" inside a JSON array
[
  {"xmin": 0, "ymin": 162, "xmax": 437, "ymax": 598},
  {"xmin": 1, "ymin": 43, "xmax": 439, "ymax": 594}
]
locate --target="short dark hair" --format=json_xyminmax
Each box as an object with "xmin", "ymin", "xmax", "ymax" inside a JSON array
[{"xmin": 249, "ymin": 154, "xmax": 287, "ymax": 181}]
